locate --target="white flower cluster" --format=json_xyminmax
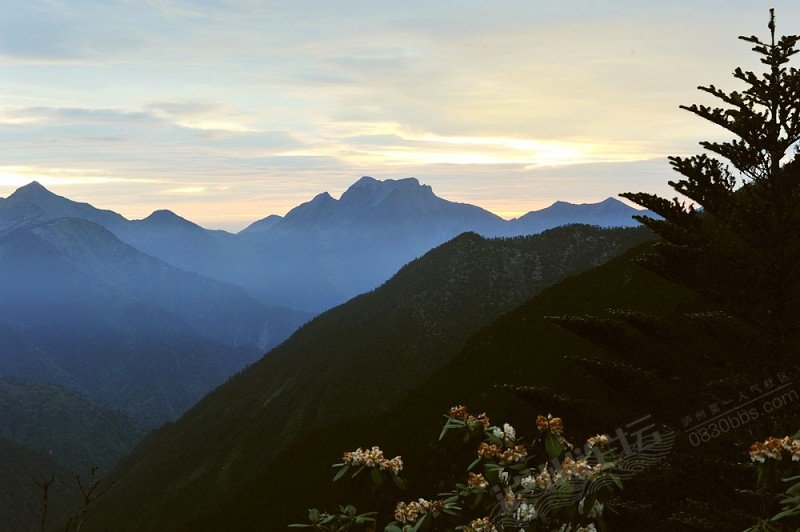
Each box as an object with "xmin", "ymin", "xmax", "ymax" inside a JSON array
[
  {"xmin": 556, "ymin": 457, "xmax": 606, "ymax": 483},
  {"xmin": 514, "ymin": 501, "xmax": 537, "ymax": 522},
  {"xmin": 463, "ymin": 517, "xmax": 497, "ymax": 531},
  {"xmin": 536, "ymin": 414, "xmax": 564, "ymax": 435},
  {"xmin": 749, "ymin": 436, "xmax": 800, "ymax": 462},
  {"xmin": 520, "ymin": 469, "xmax": 552, "ymax": 490},
  {"xmin": 787, "ymin": 438, "xmax": 800, "ymax": 460},
  {"xmin": 491, "ymin": 422, "xmax": 516, "ymax": 442},
  {"xmin": 342, "ymin": 446, "xmax": 403, "ymax": 474},
  {"xmin": 519, "ymin": 457, "xmax": 607, "ymax": 493},
  {"xmin": 394, "ymin": 498, "xmax": 444, "ymax": 524},
  {"xmin": 585, "ymin": 434, "xmax": 609, "ymax": 450},
  {"xmin": 467, "ymin": 472, "xmax": 488, "ymax": 489}
]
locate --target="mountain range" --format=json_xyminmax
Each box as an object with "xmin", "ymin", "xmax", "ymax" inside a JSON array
[
  {"xmin": 0, "ymin": 177, "xmax": 657, "ymax": 530},
  {"xmin": 0, "ymin": 177, "xmax": 651, "ymax": 428},
  {"xmin": 0, "ymin": 177, "xmax": 654, "ymax": 313}
]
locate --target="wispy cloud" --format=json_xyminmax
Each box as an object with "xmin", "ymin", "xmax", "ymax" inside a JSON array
[
  {"xmin": 158, "ymin": 185, "xmax": 207, "ymax": 195},
  {"xmin": 0, "ymin": 0, "xmax": 796, "ymax": 229},
  {"xmin": 0, "ymin": 165, "xmax": 159, "ymax": 187}
]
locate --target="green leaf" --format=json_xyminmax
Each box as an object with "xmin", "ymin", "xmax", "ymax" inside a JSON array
[
  {"xmin": 308, "ymin": 508, "xmax": 321, "ymax": 522},
  {"xmin": 392, "ymin": 474, "xmax": 408, "ymax": 490},
  {"xmin": 545, "ymin": 432, "xmax": 563, "ymax": 459},
  {"xmin": 333, "ymin": 464, "xmax": 350, "ymax": 482},
  {"xmin": 438, "ymin": 419, "xmax": 464, "ymax": 441},
  {"xmin": 352, "ymin": 465, "xmax": 366, "ymax": 479},
  {"xmin": 371, "ymin": 467, "xmax": 385, "ymax": 486},
  {"xmin": 439, "ymin": 425, "xmax": 449, "ymax": 441},
  {"xmin": 384, "ymin": 525, "xmax": 403, "ymax": 532}
]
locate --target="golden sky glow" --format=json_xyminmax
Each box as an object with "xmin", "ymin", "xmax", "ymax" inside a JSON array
[{"xmin": 0, "ymin": 1, "xmax": 797, "ymax": 229}]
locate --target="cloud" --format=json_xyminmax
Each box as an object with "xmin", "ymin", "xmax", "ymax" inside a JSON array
[
  {"xmin": 0, "ymin": 106, "xmax": 153, "ymax": 125},
  {"xmin": 144, "ymin": 100, "xmax": 259, "ymax": 132},
  {"xmin": 0, "ymin": 165, "xmax": 159, "ymax": 188},
  {"xmin": 0, "ymin": 1, "xmax": 143, "ymax": 62},
  {"xmin": 0, "ymin": 0, "xmax": 797, "ymax": 230},
  {"xmin": 158, "ymin": 186, "xmax": 207, "ymax": 195}
]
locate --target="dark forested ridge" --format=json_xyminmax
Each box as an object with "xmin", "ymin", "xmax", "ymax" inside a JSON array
[
  {"xmin": 80, "ymin": 225, "xmax": 653, "ymax": 531},
  {"xmin": 179, "ymin": 243, "xmax": 696, "ymax": 530},
  {"xmin": 0, "ymin": 437, "xmax": 80, "ymax": 532},
  {"xmin": 0, "ymin": 377, "xmax": 141, "ymax": 532},
  {"xmin": 0, "ymin": 376, "xmax": 141, "ymax": 473}
]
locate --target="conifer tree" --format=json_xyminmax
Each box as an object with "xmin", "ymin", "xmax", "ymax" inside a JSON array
[
  {"xmin": 510, "ymin": 12, "xmax": 800, "ymax": 529},
  {"xmin": 622, "ymin": 9, "xmax": 800, "ymax": 355}
]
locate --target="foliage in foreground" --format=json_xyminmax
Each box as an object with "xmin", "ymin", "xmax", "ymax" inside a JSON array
[
  {"xmin": 747, "ymin": 431, "xmax": 800, "ymax": 531},
  {"xmin": 293, "ymin": 407, "xmax": 626, "ymax": 531}
]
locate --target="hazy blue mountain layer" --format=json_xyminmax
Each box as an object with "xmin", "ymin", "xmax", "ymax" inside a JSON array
[
  {"xmin": 1, "ymin": 178, "xmax": 653, "ymax": 312},
  {"xmin": 0, "ymin": 218, "xmax": 308, "ymax": 427}
]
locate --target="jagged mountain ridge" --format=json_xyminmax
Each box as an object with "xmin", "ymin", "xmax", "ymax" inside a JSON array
[
  {"xmin": 242, "ymin": 175, "xmax": 647, "ymax": 237},
  {"xmin": 0, "ymin": 178, "xmax": 653, "ymax": 312},
  {"xmin": 0, "ymin": 181, "xmax": 127, "ymax": 236}
]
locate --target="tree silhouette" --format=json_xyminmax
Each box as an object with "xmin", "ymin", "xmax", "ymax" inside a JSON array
[
  {"xmin": 509, "ymin": 10, "xmax": 800, "ymax": 530},
  {"xmin": 621, "ymin": 8, "xmax": 800, "ymax": 355}
]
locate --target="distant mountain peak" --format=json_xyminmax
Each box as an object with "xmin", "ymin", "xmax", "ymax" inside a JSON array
[
  {"xmin": 340, "ymin": 176, "xmax": 432, "ymax": 206},
  {"xmin": 144, "ymin": 209, "xmax": 180, "ymax": 221},
  {"xmin": 545, "ymin": 197, "xmax": 626, "ymax": 210},
  {"xmin": 311, "ymin": 191, "xmax": 334, "ymax": 203},
  {"xmin": 8, "ymin": 181, "xmax": 56, "ymax": 200},
  {"xmin": 600, "ymin": 197, "xmax": 623, "ymax": 205},
  {"xmin": 140, "ymin": 209, "xmax": 200, "ymax": 229},
  {"xmin": 351, "ymin": 176, "xmax": 379, "ymax": 187}
]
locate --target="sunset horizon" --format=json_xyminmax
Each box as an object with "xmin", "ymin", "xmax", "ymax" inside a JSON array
[{"xmin": 2, "ymin": 1, "xmax": 794, "ymax": 229}]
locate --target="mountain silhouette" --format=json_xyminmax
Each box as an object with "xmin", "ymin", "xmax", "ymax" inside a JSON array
[
  {"xmin": 0, "ymin": 181, "xmax": 126, "ymax": 236},
  {"xmin": 0, "ymin": 178, "xmax": 653, "ymax": 313}
]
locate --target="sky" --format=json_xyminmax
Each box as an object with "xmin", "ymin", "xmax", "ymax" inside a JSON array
[{"xmin": 0, "ymin": 1, "xmax": 798, "ymax": 230}]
